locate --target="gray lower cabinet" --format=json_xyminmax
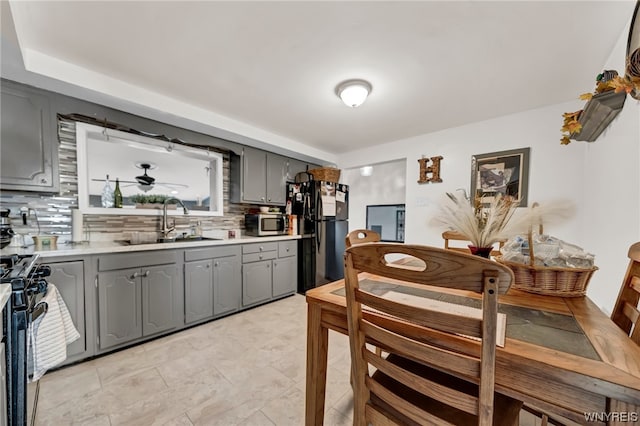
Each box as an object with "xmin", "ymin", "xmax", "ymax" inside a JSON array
[
  {"xmin": 242, "ymin": 240, "xmax": 298, "ymax": 306},
  {"xmin": 272, "ymin": 256, "xmax": 297, "ymax": 298},
  {"xmin": 213, "ymin": 255, "xmax": 242, "ymax": 316},
  {"xmin": 97, "ymin": 267, "xmax": 142, "ymax": 349},
  {"xmin": 142, "ymin": 264, "xmax": 181, "ymax": 336},
  {"xmin": 48, "ymin": 260, "xmax": 86, "ymax": 359},
  {"xmin": 96, "ymin": 251, "xmax": 181, "ymax": 350},
  {"xmin": 242, "ymin": 260, "xmax": 273, "ymax": 307},
  {"xmin": 0, "ymin": 339, "xmax": 6, "ymax": 426},
  {"xmin": 273, "ymin": 240, "xmax": 298, "ymax": 298},
  {"xmin": 184, "ymin": 246, "xmax": 242, "ymax": 325},
  {"xmin": 185, "ymin": 260, "xmax": 213, "ymax": 323},
  {"xmin": 0, "ymin": 79, "xmax": 59, "ymax": 193}
]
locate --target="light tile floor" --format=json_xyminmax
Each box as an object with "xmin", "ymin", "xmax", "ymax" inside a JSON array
[{"xmin": 36, "ymin": 294, "xmax": 567, "ymax": 425}]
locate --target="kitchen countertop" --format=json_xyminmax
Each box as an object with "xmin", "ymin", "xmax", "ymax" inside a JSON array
[{"xmin": 0, "ymin": 234, "xmax": 301, "ymax": 258}]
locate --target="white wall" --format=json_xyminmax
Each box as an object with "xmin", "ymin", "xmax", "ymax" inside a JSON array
[
  {"xmin": 337, "ymin": 16, "xmax": 640, "ymax": 314},
  {"xmin": 341, "ymin": 159, "xmax": 406, "ymax": 232},
  {"xmin": 338, "ymin": 96, "xmax": 640, "ymax": 313},
  {"xmin": 581, "ymin": 24, "xmax": 640, "ymax": 313}
]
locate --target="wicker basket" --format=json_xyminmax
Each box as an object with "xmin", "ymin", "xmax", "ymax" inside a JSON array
[
  {"xmin": 494, "ymin": 220, "xmax": 598, "ymax": 297},
  {"xmin": 309, "ymin": 167, "xmax": 341, "ymax": 183}
]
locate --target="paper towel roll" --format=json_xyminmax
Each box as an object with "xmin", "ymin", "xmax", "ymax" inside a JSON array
[{"xmin": 72, "ymin": 209, "xmax": 84, "ymax": 242}]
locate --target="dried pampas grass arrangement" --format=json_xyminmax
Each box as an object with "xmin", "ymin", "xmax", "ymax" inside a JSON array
[
  {"xmin": 507, "ymin": 199, "xmax": 577, "ymax": 235},
  {"xmin": 431, "ymin": 190, "xmax": 519, "ymax": 248}
]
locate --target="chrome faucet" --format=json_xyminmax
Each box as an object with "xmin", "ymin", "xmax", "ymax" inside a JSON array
[{"xmin": 161, "ymin": 197, "xmax": 189, "ymax": 240}]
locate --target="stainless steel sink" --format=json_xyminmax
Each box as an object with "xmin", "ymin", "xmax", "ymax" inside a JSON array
[
  {"xmin": 121, "ymin": 236, "xmax": 221, "ymax": 245},
  {"xmin": 157, "ymin": 236, "xmax": 221, "ymax": 243}
]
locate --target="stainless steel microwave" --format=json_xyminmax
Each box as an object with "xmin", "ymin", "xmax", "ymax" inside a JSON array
[{"xmin": 245, "ymin": 213, "xmax": 289, "ymax": 236}]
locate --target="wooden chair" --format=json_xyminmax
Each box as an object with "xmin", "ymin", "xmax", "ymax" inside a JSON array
[
  {"xmin": 345, "ymin": 229, "xmax": 383, "ymax": 358},
  {"xmin": 442, "ymin": 230, "xmax": 505, "ymax": 257},
  {"xmin": 612, "ymin": 241, "xmax": 640, "ymax": 345},
  {"xmin": 345, "ymin": 229, "xmax": 381, "ymax": 248},
  {"xmin": 344, "ymin": 243, "xmax": 522, "ymax": 425}
]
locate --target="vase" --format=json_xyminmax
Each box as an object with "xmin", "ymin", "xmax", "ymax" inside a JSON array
[{"xmin": 468, "ymin": 245, "xmax": 493, "ymax": 258}]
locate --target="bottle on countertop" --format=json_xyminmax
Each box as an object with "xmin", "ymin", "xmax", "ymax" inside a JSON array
[
  {"xmin": 101, "ymin": 174, "xmax": 114, "ymax": 208},
  {"xmin": 113, "ymin": 178, "xmax": 123, "ymax": 208}
]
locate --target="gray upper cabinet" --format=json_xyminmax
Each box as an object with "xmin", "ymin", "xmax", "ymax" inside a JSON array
[
  {"xmin": 0, "ymin": 80, "xmax": 59, "ymax": 193},
  {"xmin": 266, "ymin": 153, "xmax": 288, "ymax": 205},
  {"xmin": 241, "ymin": 147, "xmax": 268, "ymax": 203},
  {"xmin": 231, "ymin": 146, "xmax": 288, "ymax": 205},
  {"xmin": 287, "ymin": 159, "xmax": 321, "ymax": 182}
]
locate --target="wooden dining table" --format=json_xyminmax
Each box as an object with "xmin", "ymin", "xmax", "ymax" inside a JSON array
[{"xmin": 305, "ymin": 265, "xmax": 640, "ymax": 426}]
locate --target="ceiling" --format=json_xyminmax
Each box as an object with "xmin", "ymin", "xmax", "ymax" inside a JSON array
[{"xmin": 3, "ymin": 1, "xmax": 637, "ymax": 156}]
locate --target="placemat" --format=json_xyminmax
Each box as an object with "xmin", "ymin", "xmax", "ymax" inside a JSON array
[{"xmin": 334, "ymin": 279, "xmax": 600, "ymax": 360}]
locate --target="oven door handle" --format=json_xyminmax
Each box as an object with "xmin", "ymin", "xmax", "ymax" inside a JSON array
[{"xmin": 30, "ymin": 302, "xmax": 48, "ymax": 322}]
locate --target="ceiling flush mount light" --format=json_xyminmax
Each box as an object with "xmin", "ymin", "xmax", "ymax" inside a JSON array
[{"xmin": 336, "ymin": 79, "xmax": 372, "ymax": 108}]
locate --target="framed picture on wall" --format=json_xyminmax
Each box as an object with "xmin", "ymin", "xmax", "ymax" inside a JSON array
[{"xmin": 470, "ymin": 147, "xmax": 530, "ymax": 206}]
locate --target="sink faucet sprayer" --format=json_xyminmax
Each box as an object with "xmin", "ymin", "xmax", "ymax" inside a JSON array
[{"xmin": 161, "ymin": 198, "xmax": 189, "ymax": 240}]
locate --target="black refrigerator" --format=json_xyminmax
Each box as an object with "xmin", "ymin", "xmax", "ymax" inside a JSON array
[{"xmin": 287, "ymin": 181, "xmax": 349, "ymax": 293}]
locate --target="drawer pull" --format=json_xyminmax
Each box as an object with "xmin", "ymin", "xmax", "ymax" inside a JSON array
[{"xmin": 143, "ymin": 270, "xmax": 150, "ymax": 277}]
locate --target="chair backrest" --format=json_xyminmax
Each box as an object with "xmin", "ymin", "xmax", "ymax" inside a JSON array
[
  {"xmin": 442, "ymin": 230, "xmax": 505, "ymax": 257},
  {"xmin": 344, "ymin": 243, "xmax": 514, "ymax": 425},
  {"xmin": 612, "ymin": 242, "xmax": 640, "ymax": 345},
  {"xmin": 345, "ymin": 229, "xmax": 381, "ymax": 248}
]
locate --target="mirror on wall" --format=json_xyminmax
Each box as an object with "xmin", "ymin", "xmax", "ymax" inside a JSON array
[{"xmin": 76, "ymin": 122, "xmax": 224, "ymax": 216}]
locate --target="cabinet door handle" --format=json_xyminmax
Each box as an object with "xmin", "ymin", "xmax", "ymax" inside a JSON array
[
  {"xmin": 214, "ymin": 262, "xmax": 219, "ymax": 267},
  {"xmin": 266, "ymin": 263, "xmax": 270, "ymax": 269},
  {"xmin": 143, "ymin": 270, "xmax": 150, "ymax": 277},
  {"xmin": 259, "ymin": 254, "xmax": 263, "ymax": 260},
  {"xmin": 131, "ymin": 272, "xmax": 139, "ymax": 279},
  {"xmin": 206, "ymin": 263, "xmax": 211, "ymax": 268}
]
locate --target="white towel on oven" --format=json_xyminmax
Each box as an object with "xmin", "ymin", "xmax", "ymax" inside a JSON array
[{"xmin": 27, "ymin": 283, "xmax": 81, "ymax": 381}]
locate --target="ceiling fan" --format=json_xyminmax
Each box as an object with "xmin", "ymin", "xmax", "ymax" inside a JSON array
[{"xmin": 92, "ymin": 162, "xmax": 188, "ymax": 193}]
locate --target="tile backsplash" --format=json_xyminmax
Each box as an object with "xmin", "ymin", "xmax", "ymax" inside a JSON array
[{"xmin": 0, "ymin": 119, "xmax": 250, "ymax": 242}]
